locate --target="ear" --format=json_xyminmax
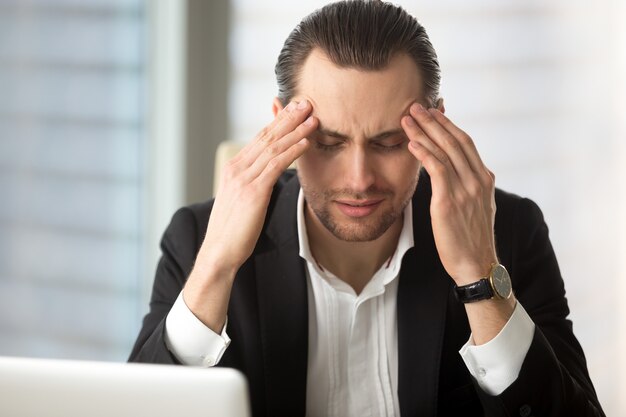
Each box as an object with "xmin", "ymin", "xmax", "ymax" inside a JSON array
[
  {"xmin": 436, "ymin": 97, "xmax": 445, "ymax": 114},
  {"xmin": 272, "ymin": 97, "xmax": 284, "ymax": 117}
]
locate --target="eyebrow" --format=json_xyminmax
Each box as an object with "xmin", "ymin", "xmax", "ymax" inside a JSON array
[{"xmin": 316, "ymin": 127, "xmax": 405, "ymax": 142}]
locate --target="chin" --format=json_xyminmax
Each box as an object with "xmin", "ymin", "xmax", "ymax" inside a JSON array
[{"xmin": 321, "ymin": 211, "xmax": 399, "ymax": 242}]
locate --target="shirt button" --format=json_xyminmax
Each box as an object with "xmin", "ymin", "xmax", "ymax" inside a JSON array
[
  {"xmin": 203, "ymin": 356, "xmax": 215, "ymax": 366},
  {"xmin": 477, "ymin": 368, "xmax": 487, "ymax": 378},
  {"xmin": 519, "ymin": 404, "xmax": 532, "ymax": 417}
]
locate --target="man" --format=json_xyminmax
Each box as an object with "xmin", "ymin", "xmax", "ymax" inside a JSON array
[{"xmin": 130, "ymin": 1, "xmax": 604, "ymax": 416}]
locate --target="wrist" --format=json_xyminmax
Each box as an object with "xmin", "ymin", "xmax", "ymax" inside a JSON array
[
  {"xmin": 452, "ymin": 259, "xmax": 498, "ymax": 286},
  {"xmin": 183, "ymin": 252, "xmax": 237, "ymax": 332},
  {"xmin": 454, "ymin": 263, "xmax": 512, "ymax": 304},
  {"xmin": 190, "ymin": 259, "xmax": 238, "ymax": 289},
  {"xmin": 194, "ymin": 245, "xmax": 241, "ymax": 281},
  {"xmin": 464, "ymin": 296, "xmax": 517, "ymax": 345}
]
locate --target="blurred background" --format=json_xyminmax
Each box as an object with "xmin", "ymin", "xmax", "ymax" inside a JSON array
[{"xmin": 0, "ymin": 0, "xmax": 624, "ymax": 414}]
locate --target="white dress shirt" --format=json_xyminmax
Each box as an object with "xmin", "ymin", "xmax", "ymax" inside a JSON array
[
  {"xmin": 164, "ymin": 189, "xmax": 536, "ymax": 416},
  {"xmin": 298, "ymin": 190, "xmax": 413, "ymax": 417}
]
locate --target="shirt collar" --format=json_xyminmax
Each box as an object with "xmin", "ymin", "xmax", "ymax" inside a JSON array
[{"xmin": 297, "ymin": 188, "xmax": 415, "ymax": 282}]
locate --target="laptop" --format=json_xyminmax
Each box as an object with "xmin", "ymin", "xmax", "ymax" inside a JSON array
[{"xmin": 0, "ymin": 356, "xmax": 251, "ymax": 417}]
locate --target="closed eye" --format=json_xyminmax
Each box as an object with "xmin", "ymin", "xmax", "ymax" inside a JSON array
[
  {"xmin": 314, "ymin": 141, "xmax": 343, "ymax": 152},
  {"xmin": 311, "ymin": 133, "xmax": 345, "ymax": 152},
  {"xmin": 310, "ymin": 131, "xmax": 407, "ymax": 153},
  {"xmin": 373, "ymin": 136, "xmax": 407, "ymax": 152}
]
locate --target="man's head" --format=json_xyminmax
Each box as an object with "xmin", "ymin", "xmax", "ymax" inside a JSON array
[
  {"xmin": 273, "ymin": 1, "xmax": 443, "ymax": 243},
  {"xmin": 275, "ymin": 0, "xmax": 441, "ymax": 108}
]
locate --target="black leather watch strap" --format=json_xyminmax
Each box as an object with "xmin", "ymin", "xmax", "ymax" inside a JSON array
[{"xmin": 454, "ymin": 278, "xmax": 494, "ymax": 303}]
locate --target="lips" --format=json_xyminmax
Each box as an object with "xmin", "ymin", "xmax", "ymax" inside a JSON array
[{"xmin": 335, "ymin": 199, "xmax": 383, "ymax": 218}]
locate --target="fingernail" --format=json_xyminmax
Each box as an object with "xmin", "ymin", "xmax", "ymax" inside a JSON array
[
  {"xmin": 412, "ymin": 103, "xmax": 425, "ymax": 113},
  {"xmin": 409, "ymin": 141, "xmax": 420, "ymax": 149},
  {"xmin": 285, "ymin": 102, "xmax": 296, "ymax": 112},
  {"xmin": 303, "ymin": 116, "xmax": 314, "ymax": 126},
  {"xmin": 297, "ymin": 100, "xmax": 309, "ymax": 110},
  {"xmin": 404, "ymin": 115, "xmax": 416, "ymax": 126}
]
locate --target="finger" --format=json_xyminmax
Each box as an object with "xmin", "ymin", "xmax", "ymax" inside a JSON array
[
  {"xmin": 242, "ymin": 100, "xmax": 313, "ymax": 167},
  {"xmin": 246, "ymin": 115, "xmax": 318, "ymax": 182},
  {"xmin": 254, "ymin": 136, "xmax": 312, "ymax": 188},
  {"xmin": 404, "ymin": 113, "xmax": 480, "ymax": 208},
  {"xmin": 260, "ymin": 100, "xmax": 311, "ymax": 143},
  {"xmin": 401, "ymin": 113, "xmax": 456, "ymax": 176},
  {"xmin": 407, "ymin": 140, "xmax": 452, "ymax": 202},
  {"xmin": 408, "ymin": 103, "xmax": 475, "ymax": 181},
  {"xmin": 427, "ymin": 108, "xmax": 492, "ymax": 185}
]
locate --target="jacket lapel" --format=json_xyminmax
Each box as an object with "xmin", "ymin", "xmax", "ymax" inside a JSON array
[
  {"xmin": 254, "ymin": 174, "xmax": 309, "ymax": 416},
  {"xmin": 397, "ymin": 173, "xmax": 451, "ymax": 417}
]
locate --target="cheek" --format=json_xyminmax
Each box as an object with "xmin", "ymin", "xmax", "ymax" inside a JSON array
[
  {"xmin": 296, "ymin": 151, "xmax": 320, "ymax": 172},
  {"xmin": 296, "ymin": 152, "xmax": 333, "ymax": 186}
]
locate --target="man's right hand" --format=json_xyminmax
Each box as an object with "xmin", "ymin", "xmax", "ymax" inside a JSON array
[{"xmin": 182, "ymin": 100, "xmax": 318, "ymax": 332}]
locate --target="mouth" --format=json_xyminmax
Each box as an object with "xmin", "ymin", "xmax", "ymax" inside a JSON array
[{"xmin": 334, "ymin": 199, "xmax": 384, "ymax": 218}]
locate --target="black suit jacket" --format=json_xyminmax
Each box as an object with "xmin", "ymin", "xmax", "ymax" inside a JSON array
[{"xmin": 129, "ymin": 170, "xmax": 604, "ymax": 417}]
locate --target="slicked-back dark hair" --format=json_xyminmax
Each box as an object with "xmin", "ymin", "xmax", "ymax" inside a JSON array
[{"xmin": 275, "ymin": 0, "xmax": 441, "ymax": 106}]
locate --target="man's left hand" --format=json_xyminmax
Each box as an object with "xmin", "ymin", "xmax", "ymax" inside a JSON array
[{"xmin": 401, "ymin": 103, "xmax": 498, "ymax": 286}]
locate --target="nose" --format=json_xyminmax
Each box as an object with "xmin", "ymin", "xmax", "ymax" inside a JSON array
[{"xmin": 345, "ymin": 146, "xmax": 376, "ymax": 193}]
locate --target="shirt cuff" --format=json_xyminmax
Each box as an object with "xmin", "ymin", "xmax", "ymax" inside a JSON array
[
  {"xmin": 164, "ymin": 291, "xmax": 231, "ymax": 367},
  {"xmin": 459, "ymin": 301, "xmax": 535, "ymax": 395}
]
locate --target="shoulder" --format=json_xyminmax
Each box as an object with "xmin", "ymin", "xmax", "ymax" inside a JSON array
[
  {"xmin": 170, "ymin": 170, "xmax": 300, "ymax": 233},
  {"xmin": 414, "ymin": 169, "xmax": 544, "ymax": 225},
  {"xmin": 494, "ymin": 187, "xmax": 546, "ymax": 233}
]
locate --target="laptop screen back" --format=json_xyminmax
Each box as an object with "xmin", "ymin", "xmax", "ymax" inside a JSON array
[{"xmin": 0, "ymin": 356, "xmax": 251, "ymax": 417}]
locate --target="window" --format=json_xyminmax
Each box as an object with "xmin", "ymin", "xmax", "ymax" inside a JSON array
[{"xmin": 0, "ymin": 0, "xmax": 147, "ymax": 361}]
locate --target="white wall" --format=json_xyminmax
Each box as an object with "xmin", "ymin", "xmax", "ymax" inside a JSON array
[
  {"xmin": 613, "ymin": 0, "xmax": 626, "ymax": 412},
  {"xmin": 228, "ymin": 1, "xmax": 626, "ymax": 414}
]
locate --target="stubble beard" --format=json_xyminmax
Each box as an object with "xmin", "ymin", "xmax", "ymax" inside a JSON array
[{"xmin": 301, "ymin": 177, "xmax": 419, "ymax": 242}]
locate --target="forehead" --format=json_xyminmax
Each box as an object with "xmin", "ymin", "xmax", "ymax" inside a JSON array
[{"xmin": 293, "ymin": 49, "xmax": 424, "ymax": 135}]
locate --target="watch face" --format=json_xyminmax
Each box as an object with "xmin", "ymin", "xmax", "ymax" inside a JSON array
[{"xmin": 491, "ymin": 264, "xmax": 512, "ymax": 299}]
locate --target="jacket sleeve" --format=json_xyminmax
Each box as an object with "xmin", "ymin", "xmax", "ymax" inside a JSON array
[
  {"xmin": 128, "ymin": 205, "xmax": 205, "ymax": 364},
  {"xmin": 476, "ymin": 197, "xmax": 605, "ymax": 416}
]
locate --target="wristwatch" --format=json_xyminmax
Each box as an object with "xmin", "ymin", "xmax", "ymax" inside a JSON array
[{"xmin": 454, "ymin": 263, "xmax": 512, "ymax": 303}]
